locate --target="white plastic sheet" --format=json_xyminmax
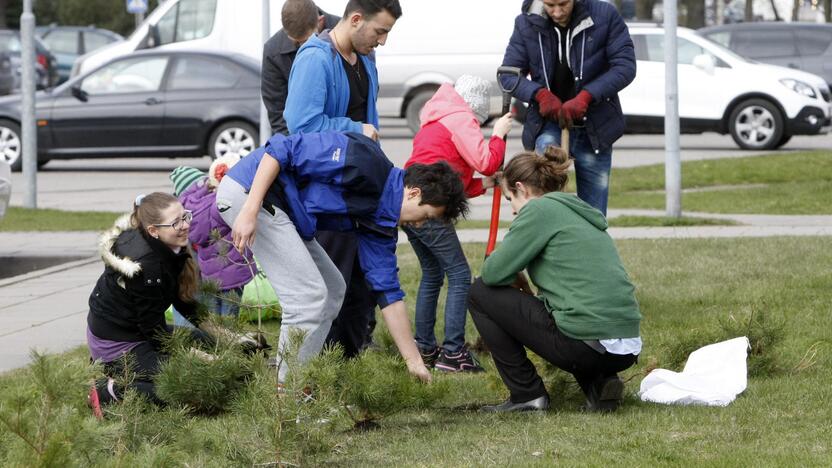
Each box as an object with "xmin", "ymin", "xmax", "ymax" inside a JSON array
[{"xmin": 639, "ymin": 336, "xmax": 750, "ymax": 406}]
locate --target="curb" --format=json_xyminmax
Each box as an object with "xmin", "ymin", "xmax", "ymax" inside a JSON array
[{"xmin": 0, "ymin": 255, "xmax": 100, "ymax": 288}]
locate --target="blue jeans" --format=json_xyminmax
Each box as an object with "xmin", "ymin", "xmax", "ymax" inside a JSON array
[
  {"xmin": 535, "ymin": 123, "xmax": 612, "ymax": 215},
  {"xmin": 172, "ymin": 286, "xmax": 244, "ymax": 328},
  {"xmin": 403, "ymin": 220, "xmax": 471, "ymax": 353}
]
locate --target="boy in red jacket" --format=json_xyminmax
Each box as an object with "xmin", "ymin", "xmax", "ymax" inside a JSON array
[{"xmin": 404, "ymin": 75, "xmax": 513, "ymax": 372}]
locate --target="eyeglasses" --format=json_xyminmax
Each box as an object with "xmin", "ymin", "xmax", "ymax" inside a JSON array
[{"xmin": 153, "ymin": 210, "xmax": 193, "ymax": 231}]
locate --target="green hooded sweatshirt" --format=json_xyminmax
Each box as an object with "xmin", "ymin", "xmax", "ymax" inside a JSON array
[{"xmin": 481, "ymin": 192, "xmax": 641, "ymax": 340}]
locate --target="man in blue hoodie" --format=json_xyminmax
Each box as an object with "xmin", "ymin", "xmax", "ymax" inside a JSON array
[
  {"xmin": 284, "ymin": 0, "xmax": 401, "ymax": 139},
  {"xmin": 500, "ymin": 0, "xmax": 636, "ymax": 215},
  {"xmin": 283, "ymin": 0, "xmax": 403, "ymax": 358},
  {"xmin": 216, "ymin": 131, "xmax": 467, "ymax": 385}
]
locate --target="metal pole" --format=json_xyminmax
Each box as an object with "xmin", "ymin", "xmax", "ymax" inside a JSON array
[
  {"xmin": 664, "ymin": 0, "xmax": 681, "ymax": 218},
  {"xmin": 135, "ymin": 12, "xmax": 145, "ymax": 30},
  {"xmin": 259, "ymin": 0, "xmax": 271, "ymax": 145},
  {"xmin": 21, "ymin": 0, "xmax": 37, "ymax": 208}
]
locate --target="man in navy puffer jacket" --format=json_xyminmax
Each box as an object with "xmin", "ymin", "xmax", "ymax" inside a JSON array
[{"xmin": 500, "ymin": 0, "xmax": 636, "ymax": 215}]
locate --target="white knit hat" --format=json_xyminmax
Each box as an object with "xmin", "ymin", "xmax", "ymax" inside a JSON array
[
  {"xmin": 454, "ymin": 74, "xmax": 491, "ymax": 124},
  {"xmin": 208, "ymin": 154, "xmax": 242, "ymax": 188}
]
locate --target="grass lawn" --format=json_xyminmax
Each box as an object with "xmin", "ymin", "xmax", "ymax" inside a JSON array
[
  {"xmin": 605, "ymin": 150, "xmax": 832, "ymax": 214},
  {"xmin": 0, "ymin": 207, "xmax": 122, "ymax": 232},
  {"xmin": 2, "ymin": 237, "xmax": 830, "ymax": 465},
  {"xmin": 2, "ymin": 208, "xmax": 735, "ymax": 233},
  {"xmin": 456, "ymin": 217, "xmax": 737, "ymax": 229}
]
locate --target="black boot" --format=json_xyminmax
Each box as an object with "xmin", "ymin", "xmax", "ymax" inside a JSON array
[{"xmin": 583, "ymin": 376, "xmax": 624, "ymax": 413}]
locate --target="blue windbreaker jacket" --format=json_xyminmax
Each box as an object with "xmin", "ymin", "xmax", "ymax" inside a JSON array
[
  {"xmin": 226, "ymin": 132, "xmax": 404, "ymax": 308},
  {"xmin": 500, "ymin": 0, "xmax": 636, "ymax": 152},
  {"xmin": 283, "ymin": 31, "xmax": 380, "ymax": 134}
]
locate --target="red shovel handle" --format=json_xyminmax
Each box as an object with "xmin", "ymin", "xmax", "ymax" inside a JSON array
[{"xmin": 485, "ymin": 185, "xmax": 501, "ymax": 257}]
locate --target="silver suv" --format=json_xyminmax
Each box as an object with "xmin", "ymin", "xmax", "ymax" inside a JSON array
[{"xmin": 699, "ymin": 23, "xmax": 832, "ymax": 88}]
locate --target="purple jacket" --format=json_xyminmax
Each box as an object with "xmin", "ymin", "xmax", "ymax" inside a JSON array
[{"xmin": 180, "ymin": 179, "xmax": 257, "ymax": 290}]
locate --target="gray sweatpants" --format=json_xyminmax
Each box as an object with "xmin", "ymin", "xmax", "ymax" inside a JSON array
[{"xmin": 216, "ymin": 177, "xmax": 346, "ymax": 383}]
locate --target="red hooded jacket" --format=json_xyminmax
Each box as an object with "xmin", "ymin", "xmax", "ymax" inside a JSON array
[{"xmin": 406, "ymin": 83, "xmax": 506, "ymax": 198}]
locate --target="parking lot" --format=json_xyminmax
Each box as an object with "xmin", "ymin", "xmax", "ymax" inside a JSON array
[{"xmin": 9, "ymin": 119, "xmax": 832, "ymax": 214}]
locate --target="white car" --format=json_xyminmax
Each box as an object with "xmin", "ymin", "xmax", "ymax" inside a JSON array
[{"xmin": 621, "ymin": 25, "xmax": 832, "ymax": 150}]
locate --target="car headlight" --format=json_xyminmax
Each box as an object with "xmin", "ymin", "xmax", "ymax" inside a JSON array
[{"xmin": 780, "ymin": 79, "xmax": 817, "ymax": 99}]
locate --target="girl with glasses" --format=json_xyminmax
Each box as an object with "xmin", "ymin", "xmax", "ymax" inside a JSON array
[{"xmin": 85, "ymin": 192, "xmax": 210, "ymax": 417}]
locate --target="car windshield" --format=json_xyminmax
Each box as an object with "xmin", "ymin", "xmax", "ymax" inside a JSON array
[
  {"xmin": 0, "ymin": 34, "xmax": 20, "ymax": 53},
  {"xmin": 695, "ymin": 31, "xmax": 751, "ymax": 63}
]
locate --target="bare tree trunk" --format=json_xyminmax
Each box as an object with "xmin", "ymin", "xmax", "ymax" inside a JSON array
[
  {"xmin": 745, "ymin": 0, "xmax": 754, "ymax": 21},
  {"xmin": 683, "ymin": 0, "xmax": 706, "ymax": 27},
  {"xmin": 769, "ymin": 0, "xmax": 781, "ymax": 20},
  {"xmin": 636, "ymin": 0, "xmax": 657, "ymax": 20},
  {"xmin": 825, "ymin": 0, "xmax": 831, "ymax": 22},
  {"xmin": 0, "ymin": 0, "xmax": 7, "ymax": 29},
  {"xmin": 792, "ymin": 0, "xmax": 800, "ymax": 21}
]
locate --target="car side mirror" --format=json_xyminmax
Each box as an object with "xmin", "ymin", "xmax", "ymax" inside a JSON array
[
  {"xmin": 692, "ymin": 53, "xmax": 716, "ymax": 75},
  {"xmin": 147, "ymin": 24, "xmax": 160, "ymax": 49},
  {"xmin": 71, "ymin": 85, "xmax": 88, "ymax": 102}
]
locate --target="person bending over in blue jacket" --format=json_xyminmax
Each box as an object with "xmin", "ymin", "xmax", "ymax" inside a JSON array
[
  {"xmin": 216, "ymin": 131, "xmax": 467, "ymax": 385},
  {"xmin": 500, "ymin": 0, "xmax": 636, "ymax": 215}
]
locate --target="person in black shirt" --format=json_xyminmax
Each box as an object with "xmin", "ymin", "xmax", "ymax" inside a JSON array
[{"xmin": 261, "ymin": 0, "xmax": 339, "ymax": 135}]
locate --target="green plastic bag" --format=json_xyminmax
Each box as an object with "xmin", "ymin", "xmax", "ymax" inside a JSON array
[{"xmin": 165, "ymin": 271, "xmax": 281, "ymax": 323}]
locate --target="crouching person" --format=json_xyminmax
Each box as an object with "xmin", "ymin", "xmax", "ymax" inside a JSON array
[
  {"xmin": 86, "ymin": 193, "xmax": 211, "ymax": 417},
  {"xmin": 470, "ymin": 147, "xmax": 642, "ymax": 413},
  {"xmin": 217, "ymin": 131, "xmax": 468, "ymax": 386}
]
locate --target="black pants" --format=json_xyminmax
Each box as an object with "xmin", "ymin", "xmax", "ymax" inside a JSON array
[
  {"xmin": 468, "ymin": 278, "xmax": 637, "ymax": 403},
  {"xmin": 97, "ymin": 326, "xmax": 211, "ymax": 405},
  {"xmin": 317, "ymin": 230, "xmax": 377, "ymax": 358}
]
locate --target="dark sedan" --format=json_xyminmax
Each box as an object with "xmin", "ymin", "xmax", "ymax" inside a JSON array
[
  {"xmin": 0, "ymin": 49, "xmax": 261, "ymax": 171},
  {"xmin": 0, "ymin": 30, "xmax": 59, "ymax": 91}
]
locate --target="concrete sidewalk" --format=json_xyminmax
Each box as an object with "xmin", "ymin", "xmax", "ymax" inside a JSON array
[{"xmin": 2, "ymin": 213, "xmax": 831, "ymax": 374}]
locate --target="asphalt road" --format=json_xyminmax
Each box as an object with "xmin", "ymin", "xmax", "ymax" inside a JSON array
[{"xmin": 8, "ymin": 118, "xmax": 832, "ymax": 215}]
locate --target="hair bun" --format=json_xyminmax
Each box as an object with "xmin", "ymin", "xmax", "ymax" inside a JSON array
[{"xmin": 542, "ymin": 145, "xmax": 569, "ymax": 165}]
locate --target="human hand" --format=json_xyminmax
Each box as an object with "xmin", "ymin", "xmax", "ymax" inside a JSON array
[
  {"xmin": 558, "ymin": 90, "xmax": 593, "ymax": 129},
  {"xmin": 535, "ymin": 88, "xmax": 562, "ymax": 120},
  {"xmin": 189, "ymin": 348, "xmax": 217, "ymax": 361},
  {"xmin": 407, "ymin": 359, "xmax": 433, "ymax": 384},
  {"xmin": 232, "ymin": 208, "xmax": 258, "ymax": 253},
  {"xmin": 362, "ymin": 123, "xmax": 379, "ymax": 141},
  {"xmin": 482, "ymin": 175, "xmax": 497, "ymax": 190},
  {"xmin": 491, "ymin": 112, "xmax": 514, "ymax": 139},
  {"xmin": 511, "ymin": 272, "xmax": 534, "ymax": 295}
]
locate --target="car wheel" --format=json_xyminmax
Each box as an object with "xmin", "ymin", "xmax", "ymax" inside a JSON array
[
  {"xmin": 728, "ymin": 99, "xmax": 784, "ymax": 150},
  {"xmin": 208, "ymin": 121, "xmax": 258, "ymax": 160},
  {"xmin": 405, "ymin": 87, "xmax": 438, "ymax": 135},
  {"xmin": 774, "ymin": 133, "xmax": 792, "ymax": 149},
  {"xmin": 0, "ymin": 119, "xmax": 22, "ymax": 172}
]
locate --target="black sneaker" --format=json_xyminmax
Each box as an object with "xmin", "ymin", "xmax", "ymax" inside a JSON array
[
  {"xmin": 583, "ymin": 376, "xmax": 625, "ymax": 413},
  {"xmin": 419, "ymin": 346, "xmax": 441, "ymax": 369},
  {"xmin": 435, "ymin": 347, "xmax": 484, "ymax": 373}
]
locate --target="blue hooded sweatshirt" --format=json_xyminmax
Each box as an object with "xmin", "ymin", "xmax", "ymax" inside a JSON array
[
  {"xmin": 284, "ymin": 31, "xmax": 380, "ymax": 134},
  {"xmin": 226, "ymin": 131, "xmax": 404, "ymax": 308}
]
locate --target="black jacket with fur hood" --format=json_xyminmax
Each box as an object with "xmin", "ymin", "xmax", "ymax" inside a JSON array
[{"xmin": 87, "ymin": 215, "xmax": 201, "ymax": 348}]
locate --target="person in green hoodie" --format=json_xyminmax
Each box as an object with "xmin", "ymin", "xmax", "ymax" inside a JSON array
[{"xmin": 469, "ymin": 146, "xmax": 642, "ymax": 413}]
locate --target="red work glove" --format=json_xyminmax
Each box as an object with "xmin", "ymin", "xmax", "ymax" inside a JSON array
[
  {"xmin": 558, "ymin": 90, "xmax": 593, "ymax": 129},
  {"xmin": 534, "ymin": 88, "xmax": 562, "ymax": 120}
]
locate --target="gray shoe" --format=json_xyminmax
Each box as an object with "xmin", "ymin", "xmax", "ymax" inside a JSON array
[{"xmin": 481, "ymin": 395, "xmax": 549, "ymax": 413}]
